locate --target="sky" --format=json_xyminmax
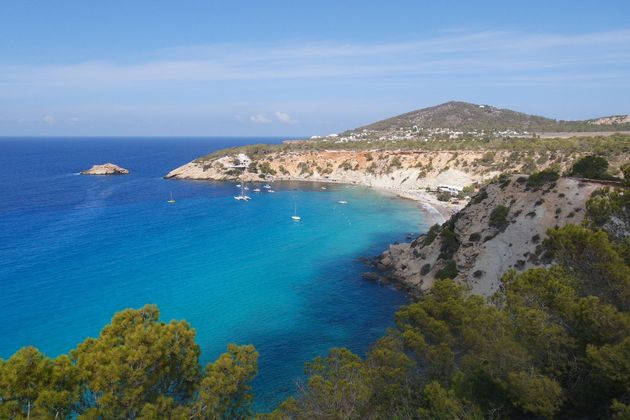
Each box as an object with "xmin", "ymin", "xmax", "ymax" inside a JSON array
[{"xmin": 1, "ymin": 0, "xmax": 629, "ymax": 136}]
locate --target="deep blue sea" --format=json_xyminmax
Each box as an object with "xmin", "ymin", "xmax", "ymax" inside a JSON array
[{"xmin": 0, "ymin": 137, "xmax": 429, "ymax": 410}]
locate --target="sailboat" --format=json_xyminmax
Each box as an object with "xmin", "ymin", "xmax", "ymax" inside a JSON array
[
  {"xmin": 234, "ymin": 181, "xmax": 251, "ymax": 201},
  {"xmin": 167, "ymin": 192, "xmax": 176, "ymax": 203},
  {"xmin": 291, "ymin": 203, "xmax": 301, "ymax": 221}
]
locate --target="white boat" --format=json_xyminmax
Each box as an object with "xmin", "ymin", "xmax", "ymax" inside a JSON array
[
  {"xmin": 292, "ymin": 203, "xmax": 301, "ymax": 221},
  {"xmin": 338, "ymin": 200, "xmax": 348, "ymax": 204},
  {"xmin": 321, "ymin": 186, "xmax": 327, "ymax": 190},
  {"xmin": 244, "ymin": 186, "xmax": 249, "ymax": 191},
  {"xmin": 253, "ymin": 188, "xmax": 261, "ymax": 192},
  {"xmin": 236, "ymin": 184, "xmax": 241, "ymax": 188},
  {"xmin": 263, "ymin": 184, "xmax": 271, "ymax": 189},
  {"xmin": 167, "ymin": 192, "xmax": 176, "ymax": 204},
  {"xmin": 234, "ymin": 182, "xmax": 251, "ymax": 201},
  {"xmin": 268, "ymin": 189, "xmax": 275, "ymax": 193}
]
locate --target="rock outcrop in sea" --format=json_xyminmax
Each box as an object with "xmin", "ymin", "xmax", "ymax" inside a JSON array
[{"xmin": 81, "ymin": 163, "xmax": 130, "ymax": 175}]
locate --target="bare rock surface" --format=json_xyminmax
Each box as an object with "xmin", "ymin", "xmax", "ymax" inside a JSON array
[{"xmin": 81, "ymin": 163, "xmax": 129, "ymax": 175}]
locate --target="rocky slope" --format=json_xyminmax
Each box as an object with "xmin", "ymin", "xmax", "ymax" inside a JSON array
[
  {"xmin": 375, "ymin": 175, "xmax": 601, "ymax": 298},
  {"xmin": 81, "ymin": 163, "xmax": 129, "ymax": 175},
  {"xmin": 589, "ymin": 115, "xmax": 630, "ymax": 125}
]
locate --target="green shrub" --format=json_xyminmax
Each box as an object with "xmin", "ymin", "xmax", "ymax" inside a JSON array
[
  {"xmin": 339, "ymin": 160, "xmax": 353, "ymax": 171},
  {"xmin": 387, "ymin": 156, "xmax": 402, "ymax": 172},
  {"xmin": 489, "ymin": 205, "xmax": 510, "ymax": 231},
  {"xmin": 423, "ymin": 224, "xmax": 441, "ymax": 246},
  {"xmin": 570, "ymin": 155, "xmax": 612, "ymax": 179},
  {"xmin": 471, "ymin": 189, "xmax": 488, "ymax": 204},
  {"xmin": 420, "ymin": 263, "xmax": 432, "ymax": 275},
  {"xmin": 526, "ymin": 169, "xmax": 559, "ymax": 188},
  {"xmin": 435, "ymin": 260, "xmax": 458, "ymax": 279},
  {"xmin": 439, "ymin": 228, "xmax": 460, "ymax": 259},
  {"xmin": 258, "ymin": 161, "xmax": 277, "ymax": 176}
]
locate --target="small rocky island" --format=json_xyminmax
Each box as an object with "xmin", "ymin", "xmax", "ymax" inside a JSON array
[{"xmin": 81, "ymin": 163, "xmax": 129, "ymax": 175}]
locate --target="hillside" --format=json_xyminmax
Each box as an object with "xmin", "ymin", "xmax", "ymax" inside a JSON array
[
  {"xmin": 167, "ymin": 136, "xmax": 629, "ymax": 221},
  {"xmin": 339, "ymin": 101, "xmax": 630, "ymax": 140},
  {"xmin": 375, "ymin": 175, "xmax": 601, "ymax": 297}
]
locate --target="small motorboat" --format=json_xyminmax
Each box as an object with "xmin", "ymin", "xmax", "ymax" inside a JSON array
[
  {"xmin": 338, "ymin": 200, "xmax": 348, "ymax": 204},
  {"xmin": 292, "ymin": 203, "xmax": 301, "ymax": 221}
]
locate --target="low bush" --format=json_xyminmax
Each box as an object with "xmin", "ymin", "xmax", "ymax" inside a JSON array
[
  {"xmin": 489, "ymin": 205, "xmax": 510, "ymax": 231},
  {"xmin": 526, "ymin": 169, "xmax": 559, "ymax": 188},
  {"xmin": 435, "ymin": 260, "xmax": 458, "ymax": 279}
]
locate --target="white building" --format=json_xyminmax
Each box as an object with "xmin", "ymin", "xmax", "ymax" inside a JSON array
[{"xmin": 229, "ymin": 153, "xmax": 251, "ymax": 168}]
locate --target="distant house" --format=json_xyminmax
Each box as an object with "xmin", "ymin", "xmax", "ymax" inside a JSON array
[
  {"xmin": 437, "ymin": 185, "xmax": 462, "ymax": 195},
  {"xmin": 229, "ymin": 153, "xmax": 251, "ymax": 169}
]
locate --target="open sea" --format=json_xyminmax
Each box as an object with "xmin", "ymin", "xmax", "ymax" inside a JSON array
[{"xmin": 0, "ymin": 137, "xmax": 430, "ymax": 410}]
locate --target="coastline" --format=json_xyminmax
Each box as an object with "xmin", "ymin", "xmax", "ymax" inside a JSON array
[
  {"xmin": 166, "ymin": 163, "xmax": 463, "ymax": 224},
  {"xmin": 275, "ymin": 176, "xmax": 459, "ymax": 223}
]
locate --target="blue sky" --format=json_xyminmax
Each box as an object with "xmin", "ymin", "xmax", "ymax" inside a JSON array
[{"xmin": 1, "ymin": 0, "xmax": 629, "ymax": 136}]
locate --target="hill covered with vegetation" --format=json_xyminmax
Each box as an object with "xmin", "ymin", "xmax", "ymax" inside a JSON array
[{"xmin": 341, "ymin": 101, "xmax": 630, "ymax": 139}]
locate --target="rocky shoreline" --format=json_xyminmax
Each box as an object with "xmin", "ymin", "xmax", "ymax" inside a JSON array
[
  {"xmin": 369, "ymin": 176, "xmax": 601, "ymax": 298},
  {"xmin": 165, "ymin": 150, "xmax": 470, "ymax": 220}
]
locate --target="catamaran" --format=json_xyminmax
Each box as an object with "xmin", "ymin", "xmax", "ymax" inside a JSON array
[{"xmin": 234, "ymin": 182, "xmax": 251, "ymax": 201}]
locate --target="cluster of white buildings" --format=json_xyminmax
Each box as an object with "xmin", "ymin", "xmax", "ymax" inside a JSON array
[
  {"xmin": 309, "ymin": 126, "xmax": 532, "ymax": 143},
  {"xmin": 226, "ymin": 153, "xmax": 252, "ymax": 169}
]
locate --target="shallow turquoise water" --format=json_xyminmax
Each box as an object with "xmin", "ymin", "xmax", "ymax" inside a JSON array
[{"xmin": 0, "ymin": 137, "xmax": 429, "ymax": 409}]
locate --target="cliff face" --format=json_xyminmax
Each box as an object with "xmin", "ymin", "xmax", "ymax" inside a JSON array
[
  {"xmin": 166, "ymin": 149, "xmax": 575, "ymax": 192},
  {"xmin": 377, "ymin": 176, "xmax": 600, "ymax": 297}
]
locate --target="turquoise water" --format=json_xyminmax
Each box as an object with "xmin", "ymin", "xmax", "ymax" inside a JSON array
[{"xmin": 0, "ymin": 137, "xmax": 429, "ymax": 409}]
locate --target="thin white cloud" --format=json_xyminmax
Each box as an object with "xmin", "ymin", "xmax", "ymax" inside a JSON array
[
  {"xmin": 0, "ymin": 28, "xmax": 628, "ymax": 93},
  {"xmin": 275, "ymin": 111, "xmax": 297, "ymax": 124},
  {"xmin": 250, "ymin": 114, "xmax": 271, "ymax": 124},
  {"xmin": 42, "ymin": 115, "xmax": 55, "ymax": 125}
]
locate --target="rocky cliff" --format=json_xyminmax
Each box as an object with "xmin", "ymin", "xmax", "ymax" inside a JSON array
[{"xmin": 376, "ymin": 175, "xmax": 601, "ymax": 297}]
